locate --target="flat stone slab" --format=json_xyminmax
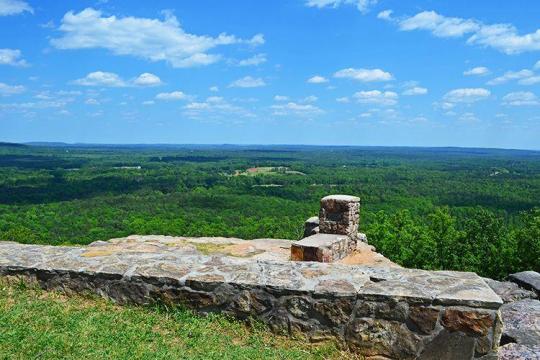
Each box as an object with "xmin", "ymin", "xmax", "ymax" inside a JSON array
[
  {"xmin": 508, "ymin": 271, "xmax": 540, "ymax": 296},
  {"xmin": 0, "ymin": 240, "xmax": 502, "ymax": 308},
  {"xmin": 483, "ymin": 277, "xmax": 537, "ymax": 303},
  {"xmin": 291, "ymin": 234, "xmax": 352, "ymax": 262}
]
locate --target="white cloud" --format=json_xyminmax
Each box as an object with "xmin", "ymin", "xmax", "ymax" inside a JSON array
[
  {"xmin": 336, "ymin": 96, "xmax": 350, "ymax": 103},
  {"xmin": 502, "ymin": 91, "xmax": 539, "ymax": 106},
  {"xmin": 535, "ymin": 60, "xmax": 540, "ymax": 69},
  {"xmin": 382, "ymin": 10, "xmax": 540, "ymax": 54},
  {"xmin": 0, "ymin": 0, "xmax": 32, "ymax": 16},
  {"xmin": 0, "ymin": 49, "xmax": 28, "ymax": 66},
  {"xmin": 229, "ymin": 76, "xmax": 266, "ymax": 88},
  {"xmin": 302, "ymin": 95, "xmax": 318, "ymax": 103},
  {"xmin": 274, "ymin": 95, "xmax": 289, "ymax": 101},
  {"xmin": 353, "ymin": 90, "xmax": 398, "ymax": 106},
  {"xmin": 459, "ymin": 112, "xmax": 480, "ymax": 123},
  {"xmin": 306, "ymin": 0, "xmax": 378, "ymax": 14},
  {"xmin": 377, "ymin": 9, "xmax": 392, "ymax": 20},
  {"xmin": 463, "ymin": 66, "xmax": 489, "ymax": 76},
  {"xmin": 73, "ymin": 71, "xmax": 163, "ymax": 87},
  {"xmin": 73, "ymin": 71, "xmax": 126, "ymax": 87},
  {"xmin": 85, "ymin": 98, "xmax": 100, "ymax": 105},
  {"xmin": 0, "ymin": 82, "xmax": 25, "ymax": 96},
  {"xmin": 238, "ymin": 53, "xmax": 267, "ymax": 66},
  {"xmin": 307, "ymin": 75, "xmax": 328, "ymax": 84},
  {"xmin": 487, "ymin": 69, "xmax": 534, "ymax": 85},
  {"xmin": 133, "ymin": 73, "xmax": 162, "ymax": 86},
  {"xmin": 519, "ymin": 76, "xmax": 540, "ymax": 85},
  {"xmin": 142, "ymin": 100, "xmax": 155, "ymax": 105},
  {"xmin": 155, "ymin": 91, "xmax": 188, "ymax": 101},
  {"xmin": 442, "ymin": 88, "xmax": 490, "ymax": 104},
  {"xmin": 183, "ymin": 96, "xmax": 254, "ymax": 120},
  {"xmin": 398, "ymin": 11, "xmax": 480, "ymax": 38},
  {"xmin": 51, "ymin": 8, "xmax": 263, "ymax": 68},
  {"xmin": 209, "ymin": 86, "xmax": 219, "ymax": 92},
  {"xmin": 334, "ymin": 68, "xmax": 393, "ymax": 82},
  {"xmin": 402, "ymin": 86, "xmax": 428, "ymax": 96},
  {"xmin": 271, "ymin": 102, "xmax": 323, "ymax": 116}
]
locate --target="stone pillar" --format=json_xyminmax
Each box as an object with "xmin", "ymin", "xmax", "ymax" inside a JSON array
[{"xmin": 319, "ymin": 195, "xmax": 360, "ymax": 238}]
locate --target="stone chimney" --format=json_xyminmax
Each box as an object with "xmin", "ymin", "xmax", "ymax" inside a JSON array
[{"xmin": 292, "ymin": 194, "xmax": 361, "ymax": 262}]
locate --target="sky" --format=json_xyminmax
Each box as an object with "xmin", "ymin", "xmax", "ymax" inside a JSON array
[{"xmin": 1, "ymin": 0, "xmax": 540, "ymax": 149}]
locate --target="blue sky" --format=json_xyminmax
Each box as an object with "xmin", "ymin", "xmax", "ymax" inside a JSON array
[{"xmin": 1, "ymin": 0, "xmax": 540, "ymax": 149}]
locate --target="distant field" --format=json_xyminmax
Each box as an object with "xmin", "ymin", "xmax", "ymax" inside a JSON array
[{"xmin": 0, "ymin": 280, "xmax": 347, "ymax": 360}]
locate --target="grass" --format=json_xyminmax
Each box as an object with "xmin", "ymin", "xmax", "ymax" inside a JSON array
[{"xmin": 0, "ymin": 280, "xmax": 354, "ymax": 360}]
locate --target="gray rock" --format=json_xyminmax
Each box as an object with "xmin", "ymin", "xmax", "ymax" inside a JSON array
[
  {"xmin": 483, "ymin": 277, "xmax": 537, "ymax": 303},
  {"xmin": 508, "ymin": 271, "xmax": 540, "ymax": 296},
  {"xmin": 303, "ymin": 216, "xmax": 319, "ymax": 238},
  {"xmin": 419, "ymin": 330, "xmax": 475, "ymax": 360},
  {"xmin": 498, "ymin": 343, "xmax": 540, "ymax": 360},
  {"xmin": 500, "ymin": 299, "xmax": 540, "ymax": 347}
]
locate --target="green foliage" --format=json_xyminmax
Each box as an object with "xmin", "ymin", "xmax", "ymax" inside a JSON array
[{"xmin": 0, "ymin": 144, "xmax": 539, "ymax": 279}]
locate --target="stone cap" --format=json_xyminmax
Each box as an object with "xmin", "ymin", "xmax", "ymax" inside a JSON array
[
  {"xmin": 294, "ymin": 233, "xmax": 347, "ymax": 247},
  {"xmin": 0, "ymin": 241, "xmax": 502, "ymax": 309},
  {"xmin": 321, "ymin": 194, "xmax": 360, "ymax": 202}
]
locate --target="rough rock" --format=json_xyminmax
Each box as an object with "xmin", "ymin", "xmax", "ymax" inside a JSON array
[
  {"xmin": 303, "ymin": 216, "xmax": 320, "ymax": 238},
  {"xmin": 500, "ymin": 299, "xmax": 540, "ymax": 347},
  {"xmin": 441, "ymin": 307, "xmax": 495, "ymax": 336},
  {"xmin": 483, "ymin": 277, "xmax": 537, "ymax": 303},
  {"xmin": 508, "ymin": 271, "xmax": 540, "ymax": 296},
  {"xmin": 291, "ymin": 233, "xmax": 351, "ymax": 262},
  {"xmin": 498, "ymin": 343, "xmax": 540, "ymax": 360}
]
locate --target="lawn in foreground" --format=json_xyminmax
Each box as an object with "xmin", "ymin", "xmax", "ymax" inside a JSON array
[{"xmin": 0, "ymin": 280, "xmax": 353, "ymax": 359}]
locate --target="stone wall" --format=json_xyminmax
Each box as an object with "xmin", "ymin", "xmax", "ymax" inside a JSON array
[{"xmin": 0, "ymin": 240, "xmax": 503, "ymax": 359}]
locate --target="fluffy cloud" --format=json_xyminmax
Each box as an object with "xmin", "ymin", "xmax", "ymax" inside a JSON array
[
  {"xmin": 487, "ymin": 69, "xmax": 534, "ymax": 85},
  {"xmin": 307, "ymin": 75, "xmax": 328, "ymax": 84},
  {"xmin": 73, "ymin": 71, "xmax": 126, "ymax": 87},
  {"xmin": 183, "ymin": 96, "xmax": 254, "ymax": 120},
  {"xmin": 0, "ymin": 82, "xmax": 25, "ymax": 96},
  {"xmin": 334, "ymin": 68, "xmax": 393, "ymax": 82},
  {"xmin": 229, "ymin": 76, "xmax": 266, "ymax": 88},
  {"xmin": 85, "ymin": 98, "xmax": 100, "ymax": 105},
  {"xmin": 210, "ymin": 86, "xmax": 219, "ymax": 92},
  {"xmin": 73, "ymin": 71, "xmax": 162, "ymax": 87},
  {"xmin": 274, "ymin": 95, "xmax": 289, "ymax": 101},
  {"xmin": 380, "ymin": 10, "xmax": 540, "ymax": 54},
  {"xmin": 51, "ymin": 8, "xmax": 264, "ymax": 68},
  {"xmin": 271, "ymin": 102, "xmax": 323, "ymax": 116},
  {"xmin": 397, "ymin": 11, "xmax": 479, "ymax": 38},
  {"xmin": 464, "ymin": 66, "xmax": 489, "ymax": 76},
  {"xmin": 133, "ymin": 73, "xmax": 162, "ymax": 86},
  {"xmin": 402, "ymin": 86, "xmax": 428, "ymax": 96},
  {"xmin": 238, "ymin": 53, "xmax": 267, "ymax": 66},
  {"xmin": 502, "ymin": 91, "xmax": 539, "ymax": 106},
  {"xmin": 0, "ymin": 0, "xmax": 32, "ymax": 16},
  {"xmin": 0, "ymin": 49, "xmax": 27, "ymax": 66},
  {"xmin": 441, "ymin": 88, "xmax": 490, "ymax": 107},
  {"xmin": 155, "ymin": 91, "xmax": 188, "ymax": 101},
  {"xmin": 353, "ymin": 90, "xmax": 398, "ymax": 105},
  {"xmin": 306, "ymin": 0, "xmax": 378, "ymax": 14}
]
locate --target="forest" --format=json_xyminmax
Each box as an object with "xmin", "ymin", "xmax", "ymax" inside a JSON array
[{"xmin": 0, "ymin": 142, "xmax": 539, "ymax": 279}]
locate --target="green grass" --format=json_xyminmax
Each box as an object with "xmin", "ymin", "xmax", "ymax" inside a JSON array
[{"xmin": 0, "ymin": 280, "xmax": 353, "ymax": 360}]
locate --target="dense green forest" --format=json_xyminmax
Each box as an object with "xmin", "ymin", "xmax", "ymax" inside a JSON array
[{"xmin": 0, "ymin": 143, "xmax": 539, "ymax": 279}]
